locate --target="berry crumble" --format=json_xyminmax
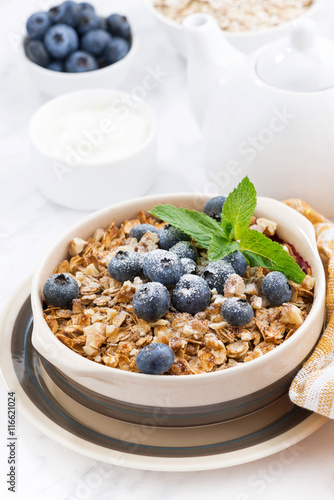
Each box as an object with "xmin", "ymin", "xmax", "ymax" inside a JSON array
[{"xmin": 42, "ymin": 209, "xmax": 315, "ymax": 375}]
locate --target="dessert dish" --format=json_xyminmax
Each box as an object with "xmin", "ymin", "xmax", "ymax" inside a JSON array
[
  {"xmin": 31, "ymin": 188, "xmax": 325, "ymax": 418},
  {"xmin": 41, "ymin": 179, "xmax": 315, "ymax": 376}
]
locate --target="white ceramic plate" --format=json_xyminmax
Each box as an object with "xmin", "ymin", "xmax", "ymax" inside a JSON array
[{"xmin": 0, "ymin": 277, "xmax": 328, "ymax": 471}]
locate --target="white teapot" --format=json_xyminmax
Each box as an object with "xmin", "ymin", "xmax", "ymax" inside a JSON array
[{"xmin": 183, "ymin": 15, "xmax": 334, "ymax": 217}]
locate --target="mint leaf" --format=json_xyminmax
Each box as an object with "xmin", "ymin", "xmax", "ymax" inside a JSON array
[
  {"xmin": 208, "ymin": 237, "xmax": 240, "ymax": 261},
  {"xmin": 221, "ymin": 177, "xmax": 257, "ymax": 240},
  {"xmin": 240, "ymin": 230, "xmax": 306, "ymax": 284},
  {"xmin": 150, "ymin": 178, "xmax": 307, "ymax": 284},
  {"xmin": 150, "ymin": 204, "xmax": 227, "ymax": 250}
]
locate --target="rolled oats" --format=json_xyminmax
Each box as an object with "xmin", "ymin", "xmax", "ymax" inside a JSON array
[{"xmin": 154, "ymin": 0, "xmax": 313, "ymax": 32}]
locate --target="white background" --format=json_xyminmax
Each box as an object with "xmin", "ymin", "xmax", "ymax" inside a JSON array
[{"xmin": 1, "ymin": 0, "xmax": 334, "ymax": 498}]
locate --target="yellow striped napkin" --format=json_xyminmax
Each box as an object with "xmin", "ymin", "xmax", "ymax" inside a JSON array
[{"xmin": 285, "ymin": 199, "xmax": 334, "ymax": 418}]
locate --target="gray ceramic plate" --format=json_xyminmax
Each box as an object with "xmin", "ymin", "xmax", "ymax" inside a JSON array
[{"xmin": 0, "ymin": 277, "xmax": 328, "ymax": 471}]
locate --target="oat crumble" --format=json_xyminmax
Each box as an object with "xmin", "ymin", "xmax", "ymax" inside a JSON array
[{"xmin": 42, "ymin": 210, "xmax": 315, "ymax": 375}]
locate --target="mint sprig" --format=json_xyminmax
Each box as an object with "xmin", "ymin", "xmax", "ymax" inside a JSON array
[
  {"xmin": 221, "ymin": 176, "xmax": 257, "ymax": 240},
  {"xmin": 150, "ymin": 177, "xmax": 306, "ymax": 284}
]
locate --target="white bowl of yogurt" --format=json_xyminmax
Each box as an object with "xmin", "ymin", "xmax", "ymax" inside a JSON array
[{"xmin": 29, "ymin": 89, "xmax": 157, "ymax": 211}]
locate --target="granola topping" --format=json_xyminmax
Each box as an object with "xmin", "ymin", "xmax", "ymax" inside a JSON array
[{"xmin": 43, "ymin": 211, "xmax": 314, "ymax": 375}]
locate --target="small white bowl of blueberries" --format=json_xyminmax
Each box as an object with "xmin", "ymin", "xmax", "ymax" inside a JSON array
[{"xmin": 23, "ymin": 1, "xmax": 137, "ymax": 96}]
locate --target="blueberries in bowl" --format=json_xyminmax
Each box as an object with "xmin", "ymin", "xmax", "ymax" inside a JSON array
[
  {"xmin": 65, "ymin": 50, "xmax": 98, "ymax": 72},
  {"xmin": 159, "ymin": 224, "xmax": 191, "ymax": 250},
  {"xmin": 129, "ymin": 223, "xmax": 160, "ymax": 242},
  {"xmin": 43, "ymin": 273, "xmax": 79, "ymax": 307},
  {"xmin": 24, "ymin": 1, "xmax": 133, "ymax": 73},
  {"xmin": 169, "ymin": 241, "xmax": 198, "ymax": 262},
  {"xmin": 136, "ymin": 343, "xmax": 175, "ymax": 375},
  {"xmin": 24, "ymin": 39, "xmax": 50, "ymax": 67},
  {"xmin": 48, "ymin": 1, "xmax": 80, "ymax": 27},
  {"xmin": 103, "ymin": 37, "xmax": 130, "ymax": 64},
  {"xmin": 181, "ymin": 257, "xmax": 198, "ymax": 276},
  {"xmin": 76, "ymin": 10, "xmax": 102, "ymax": 36},
  {"xmin": 223, "ymin": 251, "xmax": 247, "ymax": 277},
  {"xmin": 262, "ymin": 271, "xmax": 292, "ymax": 306},
  {"xmin": 172, "ymin": 275, "xmax": 211, "ymax": 315},
  {"xmin": 47, "ymin": 59, "xmax": 64, "ymax": 71},
  {"xmin": 78, "ymin": 2, "xmax": 95, "ymax": 14},
  {"xmin": 106, "ymin": 14, "xmax": 131, "ymax": 42},
  {"xmin": 203, "ymin": 196, "xmax": 227, "ymax": 222},
  {"xmin": 108, "ymin": 250, "xmax": 143, "ymax": 282},
  {"xmin": 221, "ymin": 298, "xmax": 254, "ymax": 327},
  {"xmin": 44, "ymin": 24, "xmax": 79, "ymax": 59},
  {"xmin": 133, "ymin": 282, "xmax": 171, "ymax": 323},
  {"xmin": 26, "ymin": 12, "xmax": 53, "ymax": 40},
  {"xmin": 202, "ymin": 260, "xmax": 235, "ymax": 294},
  {"xmin": 81, "ymin": 29, "xmax": 112, "ymax": 56},
  {"xmin": 143, "ymin": 250, "xmax": 183, "ymax": 287}
]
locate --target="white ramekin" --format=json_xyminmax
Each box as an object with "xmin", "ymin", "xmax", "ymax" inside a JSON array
[
  {"xmin": 28, "ymin": 89, "xmax": 157, "ymax": 211},
  {"xmin": 141, "ymin": 0, "xmax": 326, "ymax": 57},
  {"xmin": 31, "ymin": 193, "xmax": 326, "ymax": 418},
  {"xmin": 22, "ymin": 24, "xmax": 138, "ymax": 97}
]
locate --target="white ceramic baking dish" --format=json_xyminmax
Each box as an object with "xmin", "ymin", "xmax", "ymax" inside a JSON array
[{"xmin": 31, "ymin": 193, "xmax": 326, "ymax": 426}]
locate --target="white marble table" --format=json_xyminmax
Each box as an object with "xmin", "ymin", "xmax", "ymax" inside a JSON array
[{"xmin": 1, "ymin": 0, "xmax": 334, "ymax": 498}]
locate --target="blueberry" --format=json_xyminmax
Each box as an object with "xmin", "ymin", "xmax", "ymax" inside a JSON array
[
  {"xmin": 108, "ymin": 250, "xmax": 143, "ymax": 282},
  {"xmin": 262, "ymin": 272, "xmax": 292, "ymax": 306},
  {"xmin": 129, "ymin": 223, "xmax": 159, "ymax": 241},
  {"xmin": 47, "ymin": 59, "xmax": 64, "ymax": 71},
  {"xmin": 44, "ymin": 24, "xmax": 79, "ymax": 59},
  {"xmin": 133, "ymin": 282, "xmax": 170, "ymax": 322},
  {"xmin": 26, "ymin": 12, "xmax": 53, "ymax": 41},
  {"xmin": 203, "ymin": 196, "xmax": 227, "ymax": 222},
  {"xmin": 24, "ymin": 39, "xmax": 50, "ymax": 67},
  {"xmin": 103, "ymin": 37, "xmax": 130, "ymax": 64},
  {"xmin": 223, "ymin": 251, "xmax": 247, "ymax": 277},
  {"xmin": 221, "ymin": 298, "xmax": 254, "ymax": 327},
  {"xmin": 169, "ymin": 241, "xmax": 198, "ymax": 262},
  {"xmin": 106, "ymin": 14, "xmax": 131, "ymax": 42},
  {"xmin": 43, "ymin": 273, "xmax": 79, "ymax": 307},
  {"xmin": 78, "ymin": 2, "xmax": 95, "ymax": 13},
  {"xmin": 136, "ymin": 342, "xmax": 174, "ymax": 375},
  {"xmin": 65, "ymin": 50, "xmax": 98, "ymax": 72},
  {"xmin": 48, "ymin": 1, "xmax": 79, "ymax": 27},
  {"xmin": 81, "ymin": 29, "xmax": 112, "ymax": 56},
  {"xmin": 76, "ymin": 11, "xmax": 102, "ymax": 36},
  {"xmin": 159, "ymin": 224, "xmax": 191, "ymax": 250},
  {"xmin": 143, "ymin": 250, "xmax": 183, "ymax": 286},
  {"xmin": 181, "ymin": 258, "xmax": 198, "ymax": 276},
  {"xmin": 202, "ymin": 260, "xmax": 235, "ymax": 294},
  {"xmin": 172, "ymin": 275, "xmax": 211, "ymax": 315}
]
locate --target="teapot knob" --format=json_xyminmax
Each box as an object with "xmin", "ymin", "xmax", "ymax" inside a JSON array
[{"xmin": 290, "ymin": 19, "xmax": 317, "ymax": 51}]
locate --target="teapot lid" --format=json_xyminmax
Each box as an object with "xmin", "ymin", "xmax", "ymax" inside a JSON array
[{"xmin": 256, "ymin": 20, "xmax": 334, "ymax": 92}]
